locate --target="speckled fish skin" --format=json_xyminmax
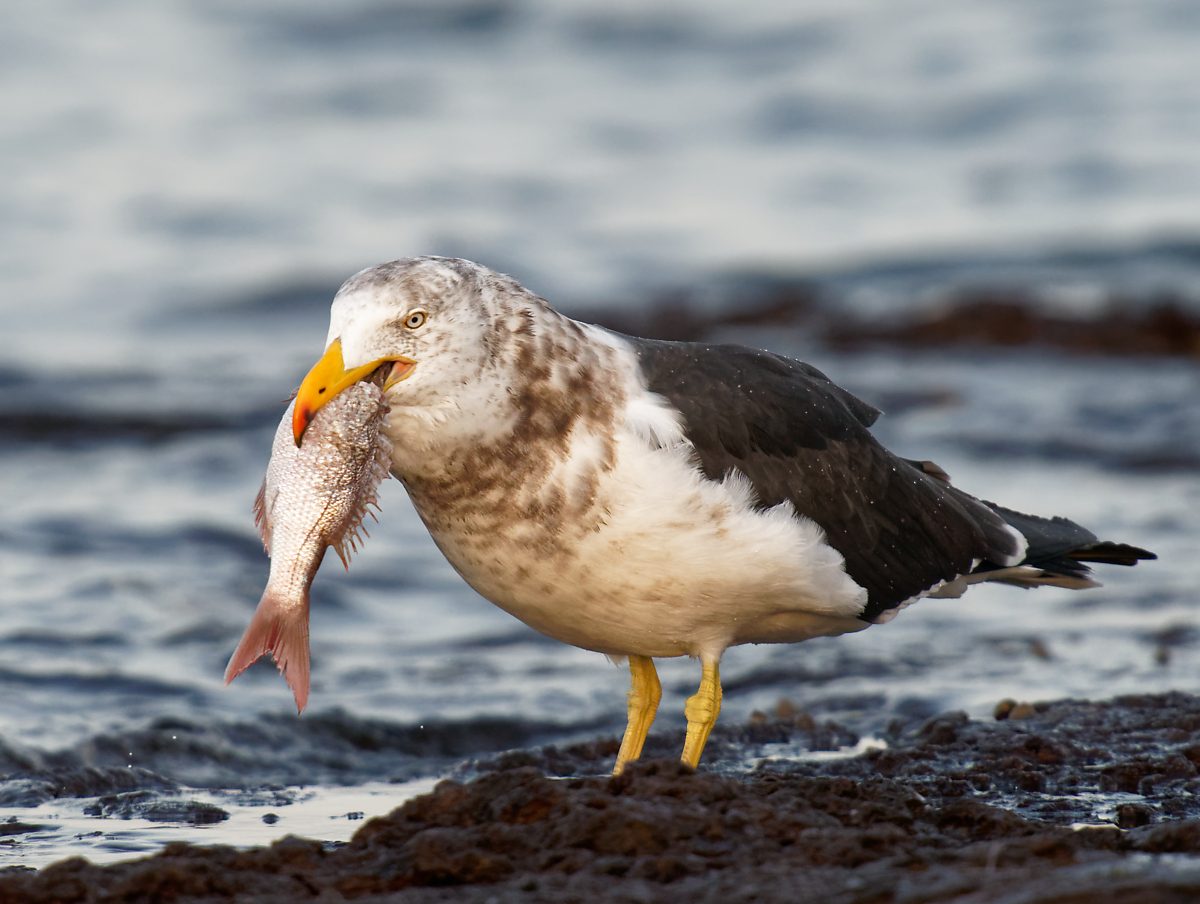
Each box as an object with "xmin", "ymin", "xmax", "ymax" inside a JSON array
[{"xmin": 224, "ymin": 381, "xmax": 392, "ymax": 713}]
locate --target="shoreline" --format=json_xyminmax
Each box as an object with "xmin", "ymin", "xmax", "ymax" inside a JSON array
[{"xmin": 4, "ymin": 692, "xmax": 1199, "ymax": 902}]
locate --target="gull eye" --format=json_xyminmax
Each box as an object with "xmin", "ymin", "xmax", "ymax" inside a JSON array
[{"xmin": 404, "ymin": 310, "xmax": 428, "ymax": 330}]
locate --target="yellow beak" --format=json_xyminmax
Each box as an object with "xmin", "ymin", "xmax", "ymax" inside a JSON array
[{"xmin": 292, "ymin": 338, "xmax": 416, "ymax": 445}]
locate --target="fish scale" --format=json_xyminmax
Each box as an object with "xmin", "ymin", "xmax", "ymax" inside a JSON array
[{"xmin": 225, "ymin": 381, "xmax": 392, "ymax": 712}]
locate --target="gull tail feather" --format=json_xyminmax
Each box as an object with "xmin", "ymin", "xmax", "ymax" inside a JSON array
[{"xmin": 223, "ymin": 588, "xmax": 311, "ymax": 714}]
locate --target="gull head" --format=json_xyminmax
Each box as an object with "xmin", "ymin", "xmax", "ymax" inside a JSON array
[{"xmin": 291, "ymin": 257, "xmax": 556, "ymax": 450}]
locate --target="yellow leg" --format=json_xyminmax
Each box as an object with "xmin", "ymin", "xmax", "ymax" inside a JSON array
[
  {"xmin": 613, "ymin": 655, "xmax": 661, "ymax": 776},
  {"xmin": 681, "ymin": 658, "xmax": 721, "ymax": 769}
]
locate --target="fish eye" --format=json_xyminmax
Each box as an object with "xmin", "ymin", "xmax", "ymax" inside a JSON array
[{"xmin": 404, "ymin": 310, "xmax": 428, "ymax": 330}]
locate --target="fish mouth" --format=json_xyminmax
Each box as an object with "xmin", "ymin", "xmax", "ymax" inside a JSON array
[{"xmin": 291, "ymin": 338, "xmax": 416, "ymax": 445}]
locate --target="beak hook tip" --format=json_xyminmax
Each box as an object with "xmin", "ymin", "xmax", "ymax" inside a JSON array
[{"xmin": 292, "ymin": 405, "xmax": 312, "ymax": 446}]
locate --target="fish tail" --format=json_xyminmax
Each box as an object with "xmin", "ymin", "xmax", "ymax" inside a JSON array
[{"xmin": 223, "ymin": 588, "xmax": 311, "ymax": 714}]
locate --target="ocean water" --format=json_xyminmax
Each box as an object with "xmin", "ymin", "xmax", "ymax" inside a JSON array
[{"xmin": 2, "ymin": 0, "xmax": 1199, "ymax": 868}]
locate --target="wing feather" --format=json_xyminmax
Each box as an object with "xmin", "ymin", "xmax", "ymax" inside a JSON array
[{"xmin": 630, "ymin": 338, "xmax": 1021, "ymax": 619}]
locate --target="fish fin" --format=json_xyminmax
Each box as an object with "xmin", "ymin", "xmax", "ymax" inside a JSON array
[
  {"xmin": 253, "ymin": 480, "xmax": 271, "ymax": 553},
  {"xmin": 328, "ymin": 426, "xmax": 393, "ymax": 571},
  {"xmin": 224, "ymin": 589, "xmax": 311, "ymax": 714},
  {"xmin": 334, "ymin": 523, "xmax": 370, "ymax": 570},
  {"xmin": 331, "ymin": 492, "xmax": 377, "ymax": 570}
]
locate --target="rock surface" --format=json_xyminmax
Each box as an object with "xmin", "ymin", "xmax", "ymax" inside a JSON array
[{"xmin": 3, "ymin": 693, "xmax": 1200, "ymax": 903}]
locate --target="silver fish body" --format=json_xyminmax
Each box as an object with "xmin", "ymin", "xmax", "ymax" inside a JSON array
[{"xmin": 225, "ymin": 381, "xmax": 392, "ymax": 712}]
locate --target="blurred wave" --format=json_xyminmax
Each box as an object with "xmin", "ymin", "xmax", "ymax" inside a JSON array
[{"xmin": 6, "ymin": 0, "xmax": 1200, "ymax": 326}]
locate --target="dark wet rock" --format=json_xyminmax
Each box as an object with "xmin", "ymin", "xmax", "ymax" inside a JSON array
[
  {"xmin": 720, "ymin": 650, "xmax": 929, "ymax": 694},
  {"xmin": 994, "ymin": 699, "xmax": 1043, "ymax": 722},
  {"xmin": 1117, "ymin": 802, "xmax": 1155, "ymax": 829},
  {"xmin": 0, "ymin": 767, "xmax": 177, "ymax": 808},
  {"xmin": 1128, "ymin": 820, "xmax": 1200, "ymax": 854},
  {"xmin": 737, "ymin": 706, "xmax": 859, "ymax": 751},
  {"xmin": 0, "ymin": 822, "xmax": 43, "ymax": 837},
  {"xmin": 83, "ymin": 792, "xmax": 228, "ymax": 825},
  {"xmin": 826, "ymin": 294, "xmax": 1200, "ymax": 359},
  {"xmin": 5, "ymin": 693, "xmax": 1200, "ymax": 903},
  {"xmin": 584, "ymin": 266, "xmax": 1200, "ymax": 360},
  {"xmin": 584, "ymin": 273, "xmax": 823, "ymax": 343},
  {"xmin": 1010, "ymin": 701, "xmax": 1041, "ymax": 720},
  {"xmin": 919, "ymin": 710, "xmax": 969, "ymax": 745}
]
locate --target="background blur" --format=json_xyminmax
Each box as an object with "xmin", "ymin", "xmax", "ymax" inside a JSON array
[
  {"xmin": 1, "ymin": 0, "xmax": 1198, "ymax": 866},
  {"xmin": 9, "ymin": 0, "xmax": 1200, "ymax": 335}
]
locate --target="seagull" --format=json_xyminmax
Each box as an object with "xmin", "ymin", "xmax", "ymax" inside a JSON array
[{"xmin": 290, "ymin": 256, "xmax": 1155, "ymax": 774}]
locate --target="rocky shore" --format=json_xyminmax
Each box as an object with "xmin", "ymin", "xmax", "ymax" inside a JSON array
[{"xmin": 4, "ymin": 692, "xmax": 1199, "ymax": 903}]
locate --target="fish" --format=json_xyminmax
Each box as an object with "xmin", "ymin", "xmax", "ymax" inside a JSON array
[{"xmin": 224, "ymin": 380, "xmax": 392, "ymax": 713}]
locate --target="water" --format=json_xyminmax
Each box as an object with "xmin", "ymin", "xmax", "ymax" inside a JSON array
[
  {"xmin": 0, "ymin": 780, "xmax": 439, "ymax": 867},
  {"xmin": 2, "ymin": 0, "xmax": 1199, "ymax": 870}
]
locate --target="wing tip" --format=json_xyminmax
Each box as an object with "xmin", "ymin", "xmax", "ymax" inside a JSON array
[{"xmin": 1067, "ymin": 542, "xmax": 1157, "ymax": 566}]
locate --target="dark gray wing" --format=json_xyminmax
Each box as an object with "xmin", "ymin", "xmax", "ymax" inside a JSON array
[{"xmin": 630, "ymin": 337, "xmax": 1023, "ymax": 620}]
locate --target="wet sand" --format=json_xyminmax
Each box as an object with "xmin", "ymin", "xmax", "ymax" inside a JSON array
[{"xmin": 4, "ymin": 692, "xmax": 1198, "ymax": 903}]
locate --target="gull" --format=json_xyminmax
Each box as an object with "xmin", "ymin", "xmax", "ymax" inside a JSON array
[{"xmin": 289, "ymin": 256, "xmax": 1155, "ymax": 773}]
